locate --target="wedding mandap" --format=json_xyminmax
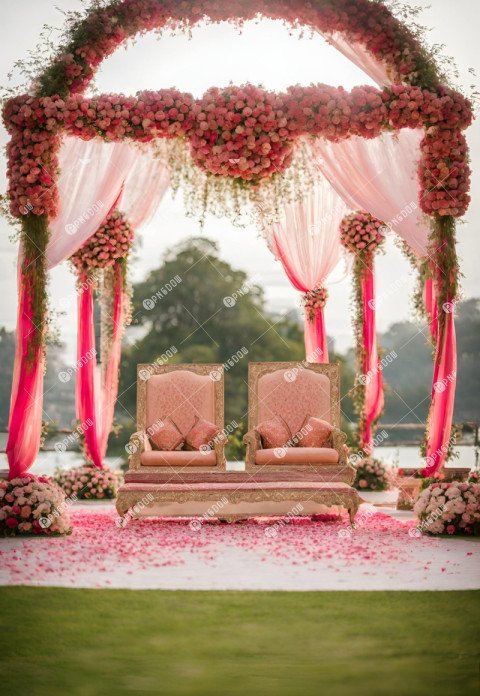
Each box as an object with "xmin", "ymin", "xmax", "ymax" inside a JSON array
[{"xmin": 1, "ymin": 0, "xmax": 474, "ymax": 530}]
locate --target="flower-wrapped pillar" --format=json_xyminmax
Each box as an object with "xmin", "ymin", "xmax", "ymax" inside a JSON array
[
  {"xmin": 3, "ymin": 93, "xmax": 61, "ymax": 479},
  {"xmin": 70, "ymin": 210, "xmax": 133, "ymax": 468},
  {"xmin": 340, "ymin": 212, "xmax": 386, "ymax": 454}
]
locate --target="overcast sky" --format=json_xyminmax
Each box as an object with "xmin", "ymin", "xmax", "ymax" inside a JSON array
[{"xmin": 0, "ymin": 0, "xmax": 478, "ymax": 362}]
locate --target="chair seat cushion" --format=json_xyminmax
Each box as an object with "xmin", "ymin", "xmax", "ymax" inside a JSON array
[
  {"xmin": 255, "ymin": 447, "xmax": 339, "ymax": 465},
  {"xmin": 141, "ymin": 450, "xmax": 216, "ymax": 467}
]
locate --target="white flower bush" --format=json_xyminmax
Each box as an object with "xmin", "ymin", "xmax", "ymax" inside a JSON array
[{"xmin": 414, "ymin": 482, "xmax": 480, "ymax": 535}]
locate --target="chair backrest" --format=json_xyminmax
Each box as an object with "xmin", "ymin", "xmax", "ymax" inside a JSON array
[
  {"xmin": 137, "ymin": 364, "xmax": 224, "ymax": 436},
  {"xmin": 248, "ymin": 362, "xmax": 340, "ymax": 436}
]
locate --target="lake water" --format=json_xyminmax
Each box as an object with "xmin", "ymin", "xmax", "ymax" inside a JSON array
[{"xmin": 0, "ymin": 445, "xmax": 477, "ymax": 478}]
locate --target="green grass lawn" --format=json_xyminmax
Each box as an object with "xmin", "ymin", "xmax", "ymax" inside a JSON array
[{"xmin": 0, "ymin": 588, "xmax": 478, "ymax": 696}]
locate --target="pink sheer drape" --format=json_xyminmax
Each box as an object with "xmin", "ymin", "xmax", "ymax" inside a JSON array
[
  {"xmin": 6, "ymin": 261, "xmax": 45, "ymax": 479},
  {"xmin": 266, "ymin": 183, "xmax": 348, "ymax": 362},
  {"xmin": 76, "ymin": 265, "xmax": 125, "ymax": 467},
  {"xmin": 119, "ymin": 142, "xmax": 170, "ymax": 229},
  {"xmin": 304, "ymin": 308, "xmax": 329, "ymax": 363},
  {"xmin": 360, "ymin": 264, "xmax": 384, "ymax": 452},
  {"xmin": 423, "ymin": 311, "xmax": 456, "ymax": 476},
  {"xmin": 76, "ymin": 276, "xmax": 103, "ymax": 467}
]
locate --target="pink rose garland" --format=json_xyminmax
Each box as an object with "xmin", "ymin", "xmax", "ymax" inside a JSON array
[
  {"xmin": 35, "ymin": 0, "xmax": 450, "ymax": 97},
  {"xmin": 3, "ymin": 84, "xmax": 472, "ymax": 220}
]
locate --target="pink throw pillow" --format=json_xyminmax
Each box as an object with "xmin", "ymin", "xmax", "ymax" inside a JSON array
[
  {"xmin": 149, "ymin": 418, "xmax": 184, "ymax": 451},
  {"xmin": 297, "ymin": 416, "xmax": 332, "ymax": 448},
  {"xmin": 255, "ymin": 416, "xmax": 291, "ymax": 449},
  {"xmin": 185, "ymin": 417, "xmax": 220, "ymax": 451}
]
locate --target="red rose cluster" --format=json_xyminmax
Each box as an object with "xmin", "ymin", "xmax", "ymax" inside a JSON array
[
  {"xmin": 70, "ymin": 210, "xmax": 134, "ymax": 274},
  {"xmin": 340, "ymin": 211, "xmax": 386, "ymax": 255}
]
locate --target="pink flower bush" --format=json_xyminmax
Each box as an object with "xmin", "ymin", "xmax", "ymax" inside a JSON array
[
  {"xmin": 414, "ymin": 481, "xmax": 480, "ymax": 535},
  {"xmin": 303, "ymin": 287, "xmax": 328, "ymax": 322},
  {"xmin": 354, "ymin": 458, "xmax": 392, "ymax": 491},
  {"xmin": 55, "ymin": 465, "xmax": 123, "ymax": 500},
  {"xmin": 70, "ymin": 210, "xmax": 133, "ymax": 273},
  {"xmin": 340, "ymin": 211, "xmax": 386, "ymax": 255},
  {"xmin": 0, "ymin": 476, "xmax": 72, "ymax": 536}
]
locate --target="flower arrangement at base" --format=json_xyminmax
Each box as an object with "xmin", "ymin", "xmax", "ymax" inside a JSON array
[
  {"xmin": 414, "ymin": 482, "xmax": 480, "ymax": 535},
  {"xmin": 353, "ymin": 457, "xmax": 392, "ymax": 491},
  {"xmin": 303, "ymin": 287, "xmax": 328, "ymax": 322},
  {"xmin": 54, "ymin": 465, "xmax": 123, "ymax": 500},
  {"xmin": 0, "ymin": 476, "xmax": 72, "ymax": 536}
]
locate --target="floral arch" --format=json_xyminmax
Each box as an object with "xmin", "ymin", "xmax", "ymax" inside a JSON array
[{"xmin": 3, "ymin": 0, "xmax": 473, "ymax": 480}]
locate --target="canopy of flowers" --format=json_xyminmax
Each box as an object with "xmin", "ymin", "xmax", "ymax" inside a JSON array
[{"xmin": 3, "ymin": 82, "xmax": 472, "ymax": 221}]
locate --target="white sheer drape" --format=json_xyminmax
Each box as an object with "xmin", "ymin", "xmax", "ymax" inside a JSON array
[
  {"xmin": 322, "ymin": 31, "xmax": 390, "ymax": 86},
  {"xmin": 308, "ymin": 131, "xmax": 430, "ymax": 257},
  {"xmin": 263, "ymin": 180, "xmax": 349, "ymax": 362},
  {"xmin": 46, "ymin": 137, "xmax": 170, "ymax": 268},
  {"xmin": 119, "ymin": 142, "xmax": 170, "ymax": 229},
  {"xmin": 266, "ymin": 181, "xmax": 348, "ymax": 289}
]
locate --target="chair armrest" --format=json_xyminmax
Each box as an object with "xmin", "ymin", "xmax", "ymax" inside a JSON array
[
  {"xmin": 330, "ymin": 428, "xmax": 348, "ymax": 467},
  {"xmin": 127, "ymin": 430, "xmax": 150, "ymax": 470},
  {"xmin": 213, "ymin": 432, "xmax": 227, "ymax": 467},
  {"xmin": 243, "ymin": 429, "xmax": 261, "ymax": 467}
]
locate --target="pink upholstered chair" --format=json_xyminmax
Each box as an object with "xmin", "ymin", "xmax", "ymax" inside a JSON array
[
  {"xmin": 127, "ymin": 363, "xmax": 226, "ymax": 472},
  {"xmin": 244, "ymin": 362, "xmax": 351, "ymax": 475}
]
